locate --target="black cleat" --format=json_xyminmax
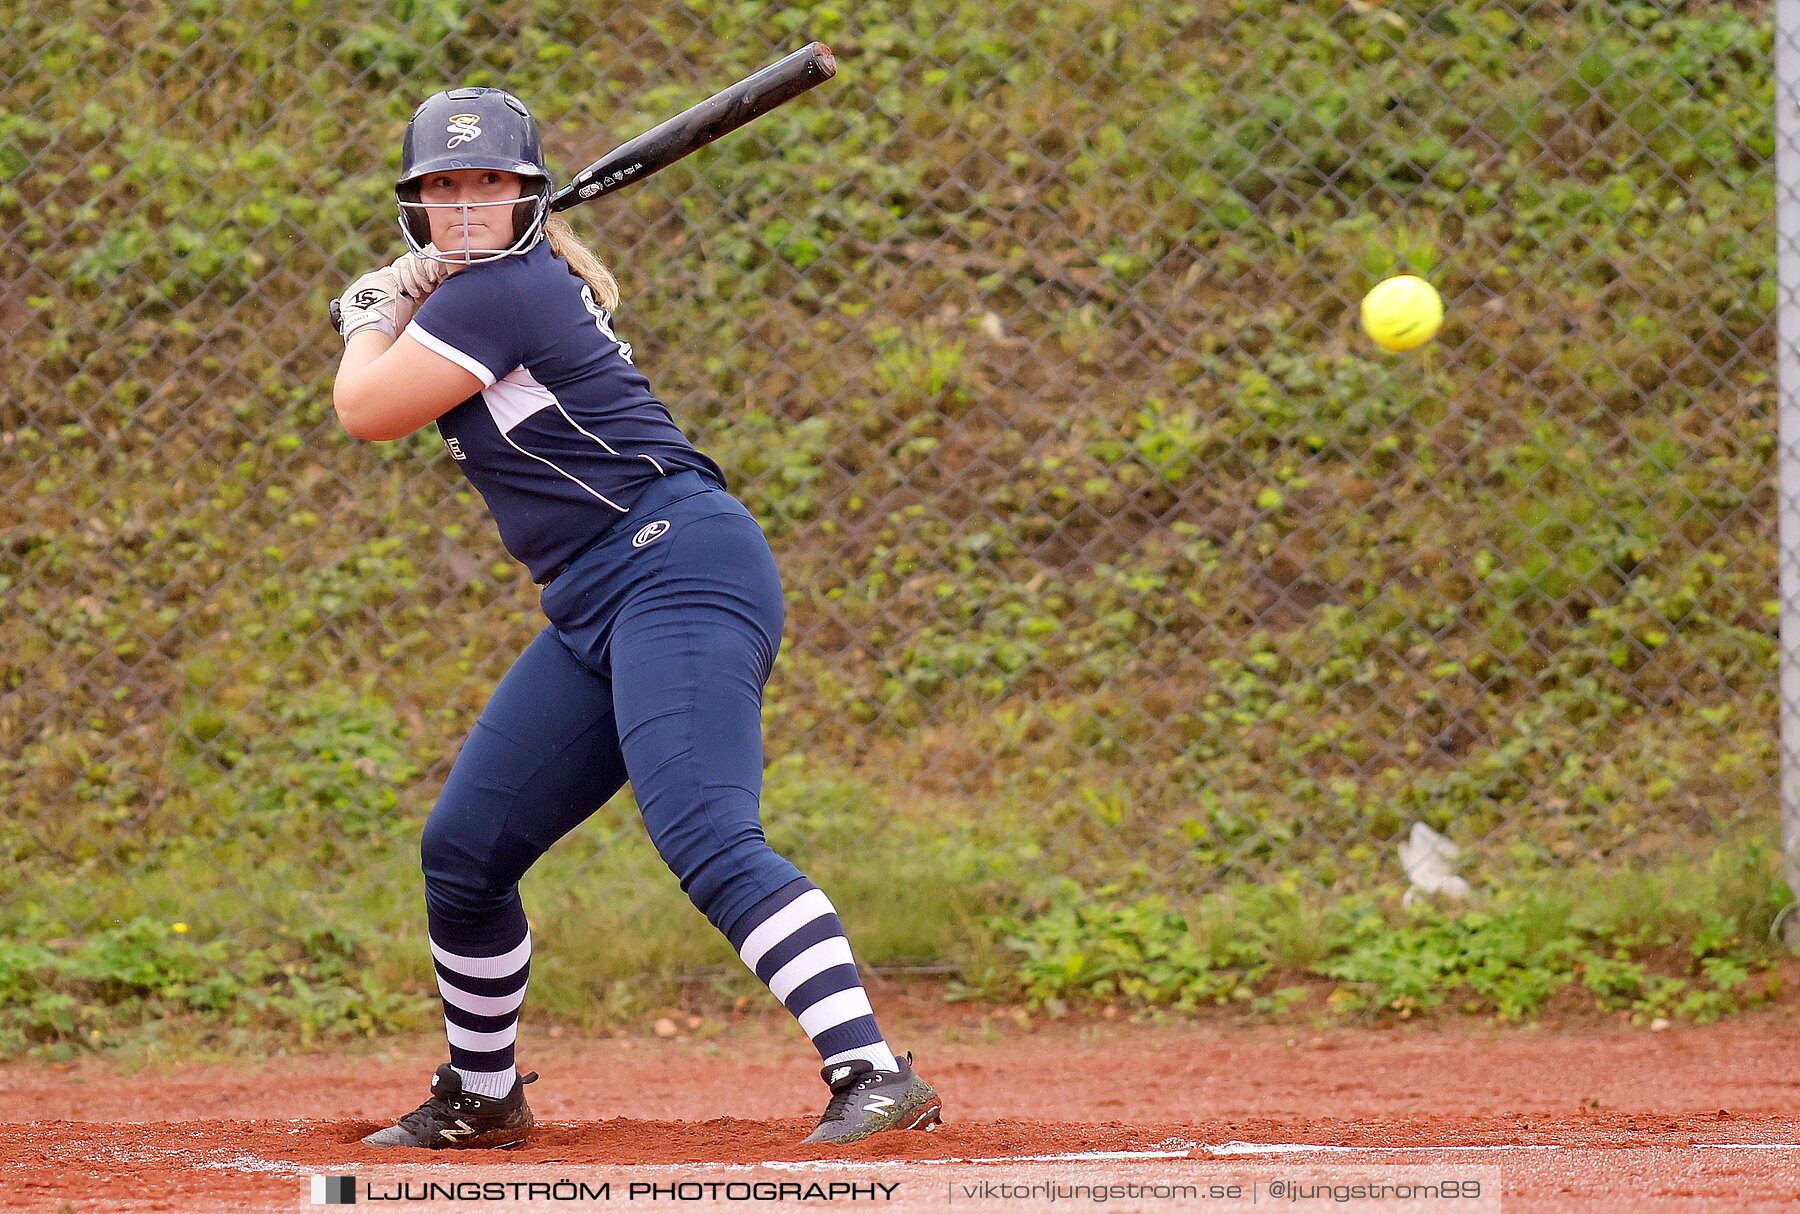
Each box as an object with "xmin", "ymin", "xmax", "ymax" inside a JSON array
[
  {"xmin": 802, "ymin": 1052, "xmax": 942, "ymax": 1144},
  {"xmin": 362, "ymin": 1064, "xmax": 537, "ymax": 1149}
]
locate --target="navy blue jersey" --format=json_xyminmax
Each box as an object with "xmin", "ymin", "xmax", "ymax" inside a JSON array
[{"xmin": 408, "ymin": 242, "xmax": 725, "ymax": 581}]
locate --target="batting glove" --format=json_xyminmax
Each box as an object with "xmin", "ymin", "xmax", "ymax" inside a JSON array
[
  {"xmin": 332, "ymin": 266, "xmax": 409, "ymax": 342},
  {"xmin": 392, "ymin": 245, "xmax": 461, "ymax": 301}
]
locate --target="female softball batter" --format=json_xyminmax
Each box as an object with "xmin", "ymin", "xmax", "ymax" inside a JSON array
[{"xmin": 331, "ymin": 86, "xmax": 941, "ymax": 1149}]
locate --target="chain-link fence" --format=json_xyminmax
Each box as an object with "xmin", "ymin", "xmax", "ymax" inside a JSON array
[{"xmin": 0, "ymin": 1, "xmax": 1779, "ymax": 972}]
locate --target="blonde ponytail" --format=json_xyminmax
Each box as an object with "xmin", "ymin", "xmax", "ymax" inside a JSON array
[{"xmin": 545, "ymin": 215, "xmax": 621, "ymax": 310}]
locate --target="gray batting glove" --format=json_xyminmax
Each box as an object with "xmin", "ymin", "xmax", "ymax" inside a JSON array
[
  {"xmin": 392, "ymin": 245, "xmax": 461, "ymax": 303},
  {"xmin": 334, "ymin": 266, "xmax": 408, "ymax": 342}
]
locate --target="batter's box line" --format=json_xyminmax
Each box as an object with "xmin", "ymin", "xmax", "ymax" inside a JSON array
[
  {"xmin": 1200, "ymin": 1142, "xmax": 1800, "ymax": 1157},
  {"xmin": 192, "ymin": 1145, "xmax": 1205, "ymax": 1178},
  {"xmin": 1201, "ymin": 1142, "xmax": 1564, "ymax": 1156},
  {"xmin": 760, "ymin": 1147, "xmax": 1200, "ymax": 1170}
]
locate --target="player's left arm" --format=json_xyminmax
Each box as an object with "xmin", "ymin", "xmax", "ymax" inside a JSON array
[{"xmin": 333, "ymin": 331, "xmax": 483, "ymax": 441}]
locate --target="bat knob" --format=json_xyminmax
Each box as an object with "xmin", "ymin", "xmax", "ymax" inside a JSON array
[{"xmin": 328, "ymin": 298, "xmax": 343, "ymax": 332}]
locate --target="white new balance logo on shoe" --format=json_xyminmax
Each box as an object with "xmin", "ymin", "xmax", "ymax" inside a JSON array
[
  {"xmin": 863, "ymin": 1094, "xmax": 894, "ymax": 1114},
  {"xmin": 830, "ymin": 1066, "xmax": 855, "ymax": 1084}
]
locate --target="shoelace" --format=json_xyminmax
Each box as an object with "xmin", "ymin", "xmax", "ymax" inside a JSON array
[
  {"xmin": 396, "ymin": 1090, "xmax": 484, "ymax": 1132},
  {"xmin": 816, "ymin": 1070, "xmax": 885, "ymax": 1124},
  {"xmin": 397, "ymin": 1070, "xmax": 537, "ymax": 1132}
]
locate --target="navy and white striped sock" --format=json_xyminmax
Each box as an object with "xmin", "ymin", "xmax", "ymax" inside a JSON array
[
  {"xmin": 731, "ymin": 878, "xmax": 898, "ymax": 1071},
  {"xmin": 430, "ymin": 928, "xmax": 531, "ymax": 1100}
]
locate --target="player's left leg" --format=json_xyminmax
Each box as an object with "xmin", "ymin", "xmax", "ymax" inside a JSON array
[{"xmin": 606, "ymin": 492, "xmax": 941, "ymax": 1142}]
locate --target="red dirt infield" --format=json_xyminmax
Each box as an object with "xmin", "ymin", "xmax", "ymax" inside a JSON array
[{"xmin": 3, "ymin": 992, "xmax": 1799, "ymax": 1212}]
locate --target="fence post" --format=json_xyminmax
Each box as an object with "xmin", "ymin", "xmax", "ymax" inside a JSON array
[{"xmin": 1777, "ymin": 0, "xmax": 1800, "ymax": 948}]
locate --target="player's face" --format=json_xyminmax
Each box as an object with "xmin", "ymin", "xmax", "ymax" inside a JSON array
[{"xmin": 417, "ymin": 169, "xmax": 526, "ymax": 255}]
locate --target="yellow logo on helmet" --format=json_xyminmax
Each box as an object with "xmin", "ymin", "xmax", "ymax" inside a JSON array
[{"xmin": 446, "ymin": 114, "xmax": 482, "ymax": 148}]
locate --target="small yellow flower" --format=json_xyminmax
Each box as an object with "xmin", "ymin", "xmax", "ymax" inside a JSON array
[{"xmin": 171, "ymin": 923, "xmax": 189, "ymax": 933}]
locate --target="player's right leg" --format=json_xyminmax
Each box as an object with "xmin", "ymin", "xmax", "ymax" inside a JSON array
[{"xmin": 363, "ymin": 627, "xmax": 627, "ymax": 1149}]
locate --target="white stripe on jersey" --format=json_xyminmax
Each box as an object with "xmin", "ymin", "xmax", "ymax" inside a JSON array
[
  {"xmin": 498, "ymin": 427, "xmax": 629, "ymax": 512},
  {"xmin": 552, "ymin": 401, "xmax": 666, "ymax": 474},
  {"xmin": 483, "ymin": 367, "xmax": 558, "ymax": 434},
  {"xmin": 481, "ymin": 368, "xmax": 629, "ymax": 512},
  {"xmin": 413, "ymin": 322, "xmax": 646, "ymax": 512},
  {"xmin": 410, "ymin": 324, "xmax": 497, "ymax": 387}
]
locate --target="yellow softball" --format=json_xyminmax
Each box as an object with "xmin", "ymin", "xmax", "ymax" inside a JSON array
[{"xmin": 1361, "ymin": 274, "xmax": 1443, "ymax": 352}]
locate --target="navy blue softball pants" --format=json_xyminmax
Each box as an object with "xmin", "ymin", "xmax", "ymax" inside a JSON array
[{"xmin": 417, "ymin": 473, "xmax": 889, "ymax": 1088}]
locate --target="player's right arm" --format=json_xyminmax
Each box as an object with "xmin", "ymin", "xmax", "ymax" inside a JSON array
[
  {"xmin": 329, "ymin": 255, "xmax": 488, "ymax": 441},
  {"xmin": 333, "ymin": 331, "xmax": 483, "ymax": 441}
]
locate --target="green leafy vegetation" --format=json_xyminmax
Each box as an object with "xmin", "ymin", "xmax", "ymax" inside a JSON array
[
  {"xmin": 970, "ymin": 836, "xmax": 1789, "ymax": 1025},
  {"xmin": 0, "ymin": 0, "xmax": 1787, "ymax": 1050},
  {"xmin": 0, "ymin": 917, "xmax": 430, "ymax": 1058}
]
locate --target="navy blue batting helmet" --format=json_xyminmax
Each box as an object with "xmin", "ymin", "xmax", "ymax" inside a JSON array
[{"xmin": 396, "ymin": 87, "xmax": 552, "ymax": 261}]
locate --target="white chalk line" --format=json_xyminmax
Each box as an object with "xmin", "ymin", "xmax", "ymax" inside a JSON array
[
  {"xmin": 241, "ymin": 1148, "xmax": 1204, "ymax": 1176},
  {"xmin": 557, "ymin": 1141, "xmax": 1800, "ymax": 1167},
  {"xmin": 1203, "ymin": 1142, "xmax": 1560, "ymax": 1157},
  {"xmin": 1200, "ymin": 1141, "xmax": 1800, "ymax": 1157},
  {"xmin": 761, "ymin": 1149, "xmax": 1198, "ymax": 1171},
  {"xmin": 764, "ymin": 1142, "xmax": 1800, "ymax": 1170},
  {"xmin": 196, "ymin": 1154, "xmax": 319, "ymax": 1176}
]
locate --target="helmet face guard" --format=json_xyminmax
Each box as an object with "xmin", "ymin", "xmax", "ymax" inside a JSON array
[
  {"xmin": 396, "ymin": 87, "xmax": 552, "ymax": 264},
  {"xmin": 398, "ymin": 185, "xmax": 551, "ymax": 264}
]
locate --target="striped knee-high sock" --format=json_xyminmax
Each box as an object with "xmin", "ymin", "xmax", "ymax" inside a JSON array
[
  {"xmin": 430, "ymin": 924, "xmax": 531, "ymax": 1099},
  {"xmin": 730, "ymin": 878, "xmax": 898, "ymax": 1071}
]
